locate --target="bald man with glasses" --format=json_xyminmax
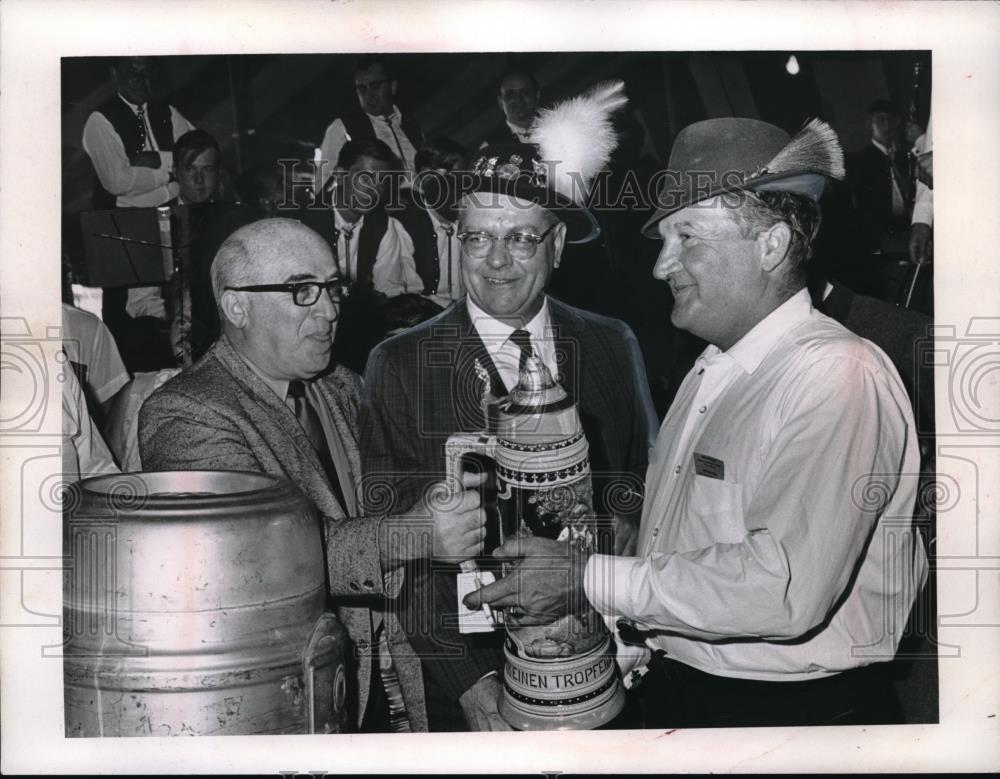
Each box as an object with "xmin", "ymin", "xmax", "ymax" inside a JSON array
[{"xmin": 139, "ymin": 218, "xmax": 487, "ymax": 733}]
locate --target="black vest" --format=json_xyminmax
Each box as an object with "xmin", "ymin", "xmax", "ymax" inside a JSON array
[
  {"xmin": 478, "ymin": 124, "xmax": 534, "ymax": 150},
  {"xmin": 338, "ymin": 103, "xmax": 424, "ymax": 164},
  {"xmin": 91, "ymin": 96, "xmax": 177, "ymax": 209},
  {"xmin": 300, "ymin": 205, "xmax": 389, "ymax": 292},
  {"xmin": 392, "ymin": 189, "xmax": 442, "ymax": 294}
]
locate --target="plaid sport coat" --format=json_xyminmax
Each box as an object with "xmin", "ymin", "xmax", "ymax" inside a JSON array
[
  {"xmin": 359, "ymin": 296, "xmax": 657, "ymax": 724},
  {"xmin": 139, "ymin": 335, "xmax": 427, "ymax": 732}
]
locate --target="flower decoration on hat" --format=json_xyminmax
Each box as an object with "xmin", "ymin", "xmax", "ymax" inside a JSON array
[{"xmin": 453, "ymin": 80, "xmax": 628, "ymax": 243}]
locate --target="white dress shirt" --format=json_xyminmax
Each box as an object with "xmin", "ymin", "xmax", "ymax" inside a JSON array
[
  {"xmin": 466, "ymin": 296, "xmax": 558, "ymax": 392},
  {"xmin": 63, "ymin": 368, "xmax": 119, "ymax": 482},
  {"xmin": 330, "ymin": 207, "xmax": 423, "ymax": 297},
  {"xmin": 61, "ymin": 304, "xmax": 130, "ymax": 404},
  {"xmin": 319, "ymin": 104, "xmax": 417, "ymax": 188},
  {"xmin": 911, "ymin": 131, "xmax": 933, "ymax": 227},
  {"xmin": 585, "ymin": 290, "xmax": 928, "ymax": 681},
  {"xmin": 82, "ymin": 94, "xmax": 193, "ymax": 208}
]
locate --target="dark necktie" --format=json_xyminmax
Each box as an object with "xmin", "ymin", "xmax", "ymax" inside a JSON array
[
  {"xmin": 382, "ymin": 116, "xmax": 406, "ymax": 169},
  {"xmin": 341, "ymin": 224, "xmax": 355, "ymax": 286},
  {"xmin": 135, "ymin": 107, "xmax": 148, "ymax": 154},
  {"xmin": 287, "ymin": 380, "xmax": 346, "ymax": 511},
  {"xmin": 509, "ymin": 328, "xmax": 533, "ymax": 374}
]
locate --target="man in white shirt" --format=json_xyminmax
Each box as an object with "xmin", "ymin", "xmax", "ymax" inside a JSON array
[
  {"xmin": 909, "ymin": 114, "xmax": 933, "ymax": 266},
  {"xmin": 82, "ymin": 56, "xmax": 194, "ymax": 210},
  {"xmin": 318, "ymin": 56, "xmax": 424, "ymax": 191},
  {"xmin": 325, "ymin": 139, "xmax": 423, "ymax": 297},
  {"xmin": 61, "ymin": 302, "xmax": 130, "ymax": 430},
  {"xmin": 63, "ymin": 367, "xmax": 119, "ymax": 483},
  {"xmin": 395, "ymin": 138, "xmax": 468, "ymax": 306},
  {"xmin": 478, "ymin": 69, "xmax": 541, "ymax": 149},
  {"xmin": 468, "ymin": 117, "xmax": 929, "ymax": 728}
]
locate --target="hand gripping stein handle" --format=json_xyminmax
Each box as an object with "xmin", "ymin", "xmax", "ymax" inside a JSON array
[
  {"xmin": 444, "ymin": 432, "xmax": 504, "ymax": 631},
  {"xmin": 444, "ymin": 432, "xmax": 498, "ymax": 574}
]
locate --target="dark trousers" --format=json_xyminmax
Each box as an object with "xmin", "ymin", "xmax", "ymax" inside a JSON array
[{"xmin": 633, "ymin": 653, "xmax": 902, "ymax": 729}]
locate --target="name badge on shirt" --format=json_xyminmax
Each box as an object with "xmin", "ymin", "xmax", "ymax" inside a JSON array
[{"xmin": 693, "ymin": 452, "xmax": 725, "ymax": 480}]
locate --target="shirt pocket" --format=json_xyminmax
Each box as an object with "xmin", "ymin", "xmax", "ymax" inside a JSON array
[{"xmin": 688, "ymin": 475, "xmax": 746, "ymax": 545}]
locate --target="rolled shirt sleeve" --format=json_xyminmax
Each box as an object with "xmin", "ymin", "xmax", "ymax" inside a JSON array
[{"xmin": 587, "ymin": 349, "xmax": 920, "ymax": 648}]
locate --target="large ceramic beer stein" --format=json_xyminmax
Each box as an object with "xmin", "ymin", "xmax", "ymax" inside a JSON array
[{"xmin": 445, "ymin": 356, "xmax": 625, "ymax": 730}]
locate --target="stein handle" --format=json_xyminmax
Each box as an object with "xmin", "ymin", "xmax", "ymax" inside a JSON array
[{"xmin": 444, "ymin": 431, "xmax": 497, "ymax": 573}]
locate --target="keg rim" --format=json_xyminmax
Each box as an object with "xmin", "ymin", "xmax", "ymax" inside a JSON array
[{"xmin": 71, "ymin": 470, "xmax": 308, "ymax": 516}]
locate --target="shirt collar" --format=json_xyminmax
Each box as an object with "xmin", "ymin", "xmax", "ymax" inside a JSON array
[
  {"xmin": 231, "ymin": 341, "xmax": 291, "ymax": 402},
  {"xmin": 366, "ymin": 103, "xmax": 402, "ymax": 123},
  {"xmin": 871, "ymin": 137, "xmax": 894, "ymax": 156},
  {"xmin": 118, "ymin": 94, "xmax": 147, "ymax": 114},
  {"xmin": 723, "ymin": 288, "xmax": 814, "ymax": 374},
  {"xmin": 466, "ymin": 296, "xmax": 550, "ymax": 356},
  {"xmin": 332, "ymin": 206, "xmax": 363, "ymax": 231},
  {"xmin": 506, "ymin": 120, "xmax": 533, "ymax": 141}
]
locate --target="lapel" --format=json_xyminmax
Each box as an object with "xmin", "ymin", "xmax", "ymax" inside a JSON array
[
  {"xmin": 212, "ymin": 337, "xmax": 346, "ymax": 517},
  {"xmin": 451, "ymin": 303, "xmax": 507, "ymax": 428},
  {"xmin": 311, "ymin": 370, "xmax": 362, "ymax": 515},
  {"xmin": 546, "ymin": 298, "xmax": 581, "ymax": 402}
]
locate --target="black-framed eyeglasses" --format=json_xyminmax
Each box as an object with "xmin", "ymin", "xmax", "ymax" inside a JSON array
[
  {"xmin": 225, "ymin": 280, "xmax": 346, "ymax": 309},
  {"xmin": 456, "ymin": 223, "xmax": 559, "ymax": 261}
]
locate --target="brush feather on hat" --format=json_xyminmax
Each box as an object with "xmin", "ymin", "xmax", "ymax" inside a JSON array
[
  {"xmin": 747, "ymin": 118, "xmax": 845, "ymax": 184},
  {"xmin": 530, "ymin": 80, "xmax": 628, "ymax": 205}
]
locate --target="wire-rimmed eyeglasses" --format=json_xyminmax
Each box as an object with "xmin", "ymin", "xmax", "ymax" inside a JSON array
[
  {"xmin": 225, "ymin": 280, "xmax": 346, "ymax": 310},
  {"xmin": 456, "ymin": 223, "xmax": 559, "ymax": 261}
]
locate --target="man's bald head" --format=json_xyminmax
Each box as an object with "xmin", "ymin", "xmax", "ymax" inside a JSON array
[
  {"xmin": 212, "ymin": 218, "xmax": 341, "ymax": 381},
  {"xmin": 211, "ymin": 218, "xmax": 331, "ymax": 302}
]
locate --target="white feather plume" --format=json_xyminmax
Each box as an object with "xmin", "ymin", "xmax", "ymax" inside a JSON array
[{"xmin": 530, "ymin": 80, "xmax": 628, "ymax": 204}]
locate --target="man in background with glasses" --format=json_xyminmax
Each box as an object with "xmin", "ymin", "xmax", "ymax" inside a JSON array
[
  {"xmin": 359, "ymin": 124, "xmax": 657, "ymax": 730},
  {"xmin": 139, "ymin": 218, "xmax": 488, "ymax": 733},
  {"xmin": 318, "ymin": 55, "xmax": 425, "ymax": 191}
]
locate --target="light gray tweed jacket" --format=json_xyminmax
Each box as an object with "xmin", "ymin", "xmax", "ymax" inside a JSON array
[{"xmin": 139, "ymin": 335, "xmax": 427, "ymax": 732}]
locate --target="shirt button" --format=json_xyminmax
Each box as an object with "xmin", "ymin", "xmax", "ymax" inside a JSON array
[
  {"xmin": 651, "ymin": 528, "xmax": 659, "ymax": 537},
  {"xmin": 674, "ymin": 465, "xmax": 681, "ymax": 474},
  {"xmin": 698, "ymin": 405, "xmax": 707, "ymax": 413}
]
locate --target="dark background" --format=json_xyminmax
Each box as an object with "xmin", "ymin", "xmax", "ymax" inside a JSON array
[
  {"xmin": 61, "ymin": 50, "xmax": 931, "ymax": 219},
  {"xmin": 58, "ymin": 48, "xmax": 938, "ymax": 726}
]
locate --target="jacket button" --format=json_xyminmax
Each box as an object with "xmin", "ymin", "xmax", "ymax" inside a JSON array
[
  {"xmin": 357, "ymin": 639, "xmax": 370, "ymax": 651},
  {"xmin": 363, "ymin": 579, "xmax": 375, "ymax": 589},
  {"xmin": 349, "ymin": 581, "xmax": 361, "ymax": 592}
]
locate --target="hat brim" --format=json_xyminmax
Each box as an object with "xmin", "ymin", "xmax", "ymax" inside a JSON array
[
  {"xmin": 640, "ymin": 171, "xmax": 831, "ymax": 238},
  {"xmin": 425, "ymin": 171, "xmax": 600, "ymax": 244}
]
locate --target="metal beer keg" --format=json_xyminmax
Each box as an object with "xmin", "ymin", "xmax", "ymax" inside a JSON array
[{"xmin": 63, "ymin": 470, "xmax": 350, "ymax": 736}]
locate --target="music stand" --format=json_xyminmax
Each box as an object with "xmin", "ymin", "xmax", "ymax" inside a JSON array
[{"xmin": 80, "ymin": 208, "xmax": 172, "ymax": 288}]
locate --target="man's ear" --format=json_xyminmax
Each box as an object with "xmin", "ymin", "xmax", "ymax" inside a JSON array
[
  {"xmin": 757, "ymin": 221, "xmax": 793, "ymax": 274},
  {"xmin": 551, "ymin": 221, "xmax": 567, "ymax": 270},
  {"xmin": 220, "ymin": 289, "xmax": 249, "ymax": 329}
]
